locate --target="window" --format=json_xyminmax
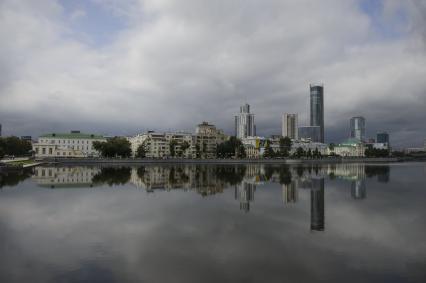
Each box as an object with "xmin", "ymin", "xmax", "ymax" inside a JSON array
[
  {"xmin": 42, "ymin": 148, "xmax": 46, "ymax": 154},
  {"xmin": 49, "ymin": 148, "xmax": 53, "ymax": 155}
]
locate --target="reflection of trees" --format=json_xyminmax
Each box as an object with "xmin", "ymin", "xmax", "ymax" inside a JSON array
[
  {"xmin": 214, "ymin": 166, "xmax": 246, "ymax": 185},
  {"xmin": 278, "ymin": 166, "xmax": 292, "ymax": 185},
  {"xmin": 0, "ymin": 169, "xmax": 33, "ymax": 188},
  {"xmin": 92, "ymin": 167, "xmax": 131, "ymax": 186},
  {"xmin": 365, "ymin": 166, "xmax": 390, "ymax": 183}
]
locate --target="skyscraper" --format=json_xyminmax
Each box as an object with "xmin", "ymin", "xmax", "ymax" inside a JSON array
[
  {"xmin": 377, "ymin": 132, "xmax": 389, "ymax": 144},
  {"xmin": 235, "ymin": 103, "xmax": 256, "ymax": 139},
  {"xmin": 298, "ymin": 126, "xmax": 321, "ymax": 142},
  {"xmin": 350, "ymin": 116, "xmax": 366, "ymax": 141},
  {"xmin": 282, "ymin": 113, "xmax": 298, "ymax": 139},
  {"xmin": 310, "ymin": 84, "xmax": 325, "ymax": 143}
]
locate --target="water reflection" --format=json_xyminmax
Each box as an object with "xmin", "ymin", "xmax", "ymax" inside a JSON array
[
  {"xmin": 26, "ymin": 163, "xmax": 393, "ymax": 231},
  {"xmin": 1, "ymin": 163, "xmax": 425, "ymax": 283}
]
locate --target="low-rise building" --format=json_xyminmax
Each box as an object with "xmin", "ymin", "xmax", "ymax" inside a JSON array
[
  {"xmin": 332, "ymin": 138, "xmax": 366, "ymax": 157},
  {"xmin": 290, "ymin": 140, "xmax": 328, "ymax": 156},
  {"xmin": 33, "ymin": 131, "xmax": 106, "ymax": 158}
]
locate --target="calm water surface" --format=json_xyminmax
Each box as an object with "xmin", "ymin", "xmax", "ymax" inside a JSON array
[{"xmin": 0, "ymin": 163, "xmax": 425, "ymax": 283}]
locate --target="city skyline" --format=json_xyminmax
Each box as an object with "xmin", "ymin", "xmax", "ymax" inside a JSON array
[{"xmin": 1, "ymin": 1, "xmax": 426, "ymax": 147}]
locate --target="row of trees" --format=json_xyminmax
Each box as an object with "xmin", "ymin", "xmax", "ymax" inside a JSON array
[
  {"xmin": 0, "ymin": 136, "xmax": 32, "ymax": 158},
  {"xmin": 364, "ymin": 148, "xmax": 390, "ymax": 158},
  {"xmin": 93, "ymin": 137, "xmax": 131, "ymax": 158},
  {"xmin": 216, "ymin": 136, "xmax": 246, "ymax": 158}
]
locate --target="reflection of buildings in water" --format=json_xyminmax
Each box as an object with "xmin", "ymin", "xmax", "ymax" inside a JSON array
[
  {"xmin": 130, "ymin": 166, "xmax": 226, "ymax": 196},
  {"xmin": 32, "ymin": 166, "xmax": 100, "ymax": 188},
  {"xmin": 351, "ymin": 180, "xmax": 366, "ymax": 199},
  {"xmin": 327, "ymin": 163, "xmax": 365, "ymax": 181},
  {"xmin": 282, "ymin": 182, "xmax": 298, "ymax": 204},
  {"xmin": 310, "ymin": 178, "xmax": 325, "ymax": 231},
  {"xmin": 235, "ymin": 182, "xmax": 255, "ymax": 212}
]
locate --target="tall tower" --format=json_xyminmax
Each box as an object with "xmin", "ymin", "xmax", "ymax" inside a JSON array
[
  {"xmin": 350, "ymin": 116, "xmax": 366, "ymax": 141},
  {"xmin": 282, "ymin": 113, "xmax": 298, "ymax": 140},
  {"xmin": 310, "ymin": 84, "xmax": 324, "ymax": 143},
  {"xmin": 235, "ymin": 103, "xmax": 256, "ymax": 139}
]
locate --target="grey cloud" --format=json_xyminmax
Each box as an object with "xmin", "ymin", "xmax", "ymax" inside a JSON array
[{"xmin": 0, "ymin": 0, "xmax": 425, "ymax": 147}]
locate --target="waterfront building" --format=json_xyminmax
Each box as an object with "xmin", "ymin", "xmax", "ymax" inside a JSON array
[
  {"xmin": 290, "ymin": 140, "xmax": 328, "ymax": 156},
  {"xmin": 33, "ymin": 131, "xmax": 106, "ymax": 158},
  {"xmin": 241, "ymin": 136, "xmax": 267, "ymax": 159},
  {"xmin": 377, "ymin": 132, "xmax": 389, "ymax": 144},
  {"xmin": 350, "ymin": 116, "xmax": 366, "ymax": 141},
  {"xmin": 332, "ymin": 138, "xmax": 366, "ymax": 157},
  {"xmin": 128, "ymin": 122, "xmax": 225, "ymax": 159},
  {"xmin": 282, "ymin": 113, "xmax": 298, "ymax": 139},
  {"xmin": 310, "ymin": 84, "xmax": 325, "ymax": 143},
  {"xmin": 298, "ymin": 126, "xmax": 321, "ymax": 142},
  {"xmin": 235, "ymin": 103, "xmax": 256, "ymax": 139}
]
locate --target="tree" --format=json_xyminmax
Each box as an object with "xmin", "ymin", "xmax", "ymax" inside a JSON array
[
  {"xmin": 0, "ymin": 136, "xmax": 32, "ymax": 157},
  {"xmin": 307, "ymin": 149, "xmax": 312, "ymax": 159},
  {"xmin": 294, "ymin": 147, "xmax": 305, "ymax": 158},
  {"xmin": 169, "ymin": 140, "xmax": 178, "ymax": 157},
  {"xmin": 263, "ymin": 140, "xmax": 275, "ymax": 158},
  {"xmin": 93, "ymin": 137, "xmax": 131, "ymax": 158},
  {"xmin": 136, "ymin": 144, "xmax": 146, "ymax": 158},
  {"xmin": 216, "ymin": 136, "xmax": 245, "ymax": 159},
  {"xmin": 181, "ymin": 141, "xmax": 190, "ymax": 157},
  {"xmin": 279, "ymin": 137, "xmax": 292, "ymax": 157}
]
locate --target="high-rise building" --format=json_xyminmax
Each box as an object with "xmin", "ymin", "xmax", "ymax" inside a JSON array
[
  {"xmin": 350, "ymin": 116, "xmax": 366, "ymax": 141},
  {"xmin": 377, "ymin": 132, "xmax": 389, "ymax": 144},
  {"xmin": 298, "ymin": 126, "xmax": 321, "ymax": 142},
  {"xmin": 282, "ymin": 113, "xmax": 298, "ymax": 139},
  {"xmin": 310, "ymin": 84, "xmax": 325, "ymax": 143},
  {"xmin": 235, "ymin": 103, "xmax": 256, "ymax": 139}
]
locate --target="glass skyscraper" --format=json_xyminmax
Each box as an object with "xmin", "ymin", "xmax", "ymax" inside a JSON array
[
  {"xmin": 350, "ymin": 116, "xmax": 366, "ymax": 141},
  {"xmin": 377, "ymin": 132, "xmax": 389, "ymax": 144},
  {"xmin": 310, "ymin": 84, "xmax": 324, "ymax": 143},
  {"xmin": 235, "ymin": 103, "xmax": 256, "ymax": 139}
]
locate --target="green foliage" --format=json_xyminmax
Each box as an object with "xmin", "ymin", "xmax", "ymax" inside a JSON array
[
  {"xmin": 169, "ymin": 140, "xmax": 178, "ymax": 157},
  {"xmin": 181, "ymin": 141, "xmax": 190, "ymax": 156},
  {"xmin": 294, "ymin": 147, "xmax": 305, "ymax": 158},
  {"xmin": 365, "ymin": 147, "xmax": 390, "ymax": 157},
  {"xmin": 328, "ymin": 143, "xmax": 335, "ymax": 151},
  {"xmin": 263, "ymin": 140, "xmax": 275, "ymax": 158},
  {"xmin": 0, "ymin": 136, "xmax": 32, "ymax": 157},
  {"xmin": 136, "ymin": 144, "xmax": 146, "ymax": 158},
  {"xmin": 279, "ymin": 137, "xmax": 292, "ymax": 157},
  {"xmin": 216, "ymin": 136, "xmax": 246, "ymax": 158},
  {"xmin": 93, "ymin": 137, "xmax": 131, "ymax": 158}
]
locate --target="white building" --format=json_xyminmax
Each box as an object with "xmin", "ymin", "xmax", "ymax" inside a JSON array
[
  {"xmin": 332, "ymin": 138, "xmax": 366, "ymax": 157},
  {"xmin": 33, "ymin": 131, "xmax": 106, "ymax": 158},
  {"xmin": 235, "ymin": 104, "xmax": 256, "ymax": 139},
  {"xmin": 282, "ymin": 113, "xmax": 298, "ymax": 140},
  {"xmin": 290, "ymin": 139, "xmax": 328, "ymax": 156}
]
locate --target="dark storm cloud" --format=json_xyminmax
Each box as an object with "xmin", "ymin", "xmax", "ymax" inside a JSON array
[{"xmin": 0, "ymin": 0, "xmax": 425, "ymax": 147}]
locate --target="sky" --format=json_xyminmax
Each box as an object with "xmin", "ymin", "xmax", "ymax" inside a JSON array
[{"xmin": 0, "ymin": 0, "xmax": 426, "ymax": 148}]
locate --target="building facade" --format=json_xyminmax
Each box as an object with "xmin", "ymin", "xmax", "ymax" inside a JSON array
[
  {"xmin": 310, "ymin": 84, "xmax": 325, "ymax": 143},
  {"xmin": 332, "ymin": 138, "xmax": 366, "ymax": 157},
  {"xmin": 377, "ymin": 132, "xmax": 389, "ymax": 144},
  {"xmin": 298, "ymin": 126, "xmax": 321, "ymax": 142},
  {"xmin": 350, "ymin": 116, "xmax": 366, "ymax": 141},
  {"xmin": 33, "ymin": 131, "xmax": 106, "ymax": 158},
  {"xmin": 235, "ymin": 103, "xmax": 256, "ymax": 139},
  {"xmin": 282, "ymin": 113, "xmax": 298, "ymax": 139}
]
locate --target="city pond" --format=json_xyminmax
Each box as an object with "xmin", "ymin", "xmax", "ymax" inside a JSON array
[{"xmin": 0, "ymin": 162, "xmax": 425, "ymax": 282}]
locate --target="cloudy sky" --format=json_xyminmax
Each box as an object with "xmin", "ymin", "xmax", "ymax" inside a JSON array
[{"xmin": 0, "ymin": 0, "xmax": 425, "ymax": 147}]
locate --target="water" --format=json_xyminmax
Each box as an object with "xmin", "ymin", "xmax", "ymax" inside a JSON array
[{"xmin": 0, "ymin": 163, "xmax": 425, "ymax": 283}]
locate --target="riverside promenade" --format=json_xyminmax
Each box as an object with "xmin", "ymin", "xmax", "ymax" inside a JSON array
[{"xmin": 42, "ymin": 157, "xmax": 400, "ymax": 165}]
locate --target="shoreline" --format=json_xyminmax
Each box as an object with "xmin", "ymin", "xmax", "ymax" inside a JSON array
[{"xmin": 40, "ymin": 157, "xmax": 401, "ymax": 165}]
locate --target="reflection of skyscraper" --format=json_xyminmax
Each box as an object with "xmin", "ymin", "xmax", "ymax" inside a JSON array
[
  {"xmin": 310, "ymin": 178, "xmax": 325, "ymax": 231},
  {"xmin": 282, "ymin": 182, "xmax": 298, "ymax": 204},
  {"xmin": 310, "ymin": 84, "xmax": 325, "ymax": 143},
  {"xmin": 235, "ymin": 182, "xmax": 255, "ymax": 212},
  {"xmin": 351, "ymin": 180, "xmax": 366, "ymax": 199}
]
